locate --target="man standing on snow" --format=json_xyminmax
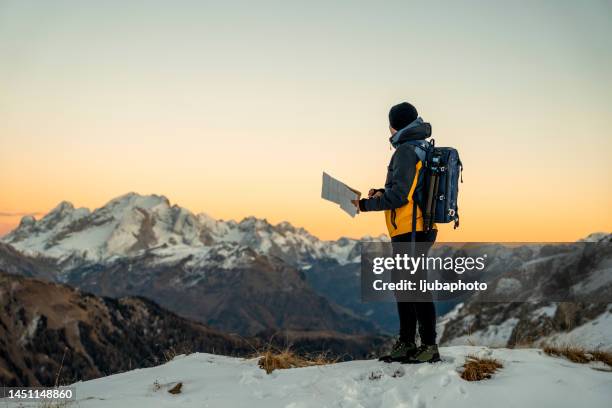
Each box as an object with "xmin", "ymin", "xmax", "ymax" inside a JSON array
[{"xmin": 352, "ymin": 102, "xmax": 440, "ymax": 363}]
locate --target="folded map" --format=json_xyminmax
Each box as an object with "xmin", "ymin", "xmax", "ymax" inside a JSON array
[{"xmin": 321, "ymin": 172, "xmax": 361, "ymax": 217}]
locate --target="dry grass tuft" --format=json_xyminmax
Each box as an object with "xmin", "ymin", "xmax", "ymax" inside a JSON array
[
  {"xmin": 543, "ymin": 345, "xmax": 612, "ymax": 366},
  {"xmin": 257, "ymin": 348, "xmax": 336, "ymax": 374},
  {"xmin": 163, "ymin": 345, "xmax": 193, "ymax": 362},
  {"xmin": 590, "ymin": 350, "xmax": 612, "ymax": 367},
  {"xmin": 542, "ymin": 345, "xmax": 590, "ymax": 364},
  {"xmin": 460, "ymin": 355, "xmax": 503, "ymax": 381},
  {"xmin": 168, "ymin": 382, "xmax": 183, "ymax": 395}
]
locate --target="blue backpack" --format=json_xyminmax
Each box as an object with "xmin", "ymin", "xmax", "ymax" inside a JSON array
[{"xmin": 406, "ymin": 139, "xmax": 463, "ymax": 233}]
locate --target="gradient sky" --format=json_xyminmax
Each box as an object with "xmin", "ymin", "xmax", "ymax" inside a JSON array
[{"xmin": 1, "ymin": 0, "xmax": 611, "ymax": 241}]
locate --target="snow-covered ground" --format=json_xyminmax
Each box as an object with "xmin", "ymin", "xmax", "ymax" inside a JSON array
[
  {"xmin": 68, "ymin": 346, "xmax": 612, "ymax": 408},
  {"xmin": 540, "ymin": 308, "xmax": 612, "ymax": 351}
]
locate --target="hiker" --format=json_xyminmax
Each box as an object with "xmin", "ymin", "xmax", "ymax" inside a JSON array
[{"xmin": 352, "ymin": 102, "xmax": 440, "ymax": 364}]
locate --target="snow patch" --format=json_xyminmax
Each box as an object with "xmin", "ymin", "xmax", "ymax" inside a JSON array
[
  {"xmin": 18, "ymin": 315, "xmax": 40, "ymax": 346},
  {"xmin": 531, "ymin": 304, "xmax": 557, "ymax": 321},
  {"xmin": 446, "ymin": 318, "xmax": 520, "ymax": 347},
  {"xmin": 540, "ymin": 309, "xmax": 612, "ymax": 351}
]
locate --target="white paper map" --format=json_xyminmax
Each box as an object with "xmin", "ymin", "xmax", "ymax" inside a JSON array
[{"xmin": 321, "ymin": 172, "xmax": 361, "ymax": 217}]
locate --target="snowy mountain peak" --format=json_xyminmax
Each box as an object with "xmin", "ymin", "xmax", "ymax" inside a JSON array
[
  {"xmin": 238, "ymin": 216, "xmax": 270, "ymax": 230},
  {"xmin": 1, "ymin": 193, "xmax": 361, "ymax": 268},
  {"xmin": 39, "ymin": 200, "xmax": 89, "ymax": 226},
  {"xmin": 18, "ymin": 215, "xmax": 36, "ymax": 228},
  {"xmin": 579, "ymin": 232, "xmax": 611, "ymax": 243},
  {"xmin": 49, "ymin": 200, "xmax": 75, "ymax": 213},
  {"xmin": 103, "ymin": 192, "xmax": 171, "ymax": 212},
  {"xmin": 6, "ymin": 200, "xmax": 91, "ymax": 245}
]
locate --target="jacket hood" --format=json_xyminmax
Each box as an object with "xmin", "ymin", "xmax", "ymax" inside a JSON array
[{"xmin": 389, "ymin": 117, "xmax": 432, "ymax": 148}]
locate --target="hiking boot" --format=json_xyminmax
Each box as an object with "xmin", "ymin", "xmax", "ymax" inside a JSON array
[
  {"xmin": 378, "ymin": 340, "xmax": 417, "ymax": 363},
  {"xmin": 403, "ymin": 344, "xmax": 441, "ymax": 364}
]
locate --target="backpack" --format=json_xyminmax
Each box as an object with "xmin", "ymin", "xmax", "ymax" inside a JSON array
[{"xmin": 406, "ymin": 139, "xmax": 463, "ymax": 234}]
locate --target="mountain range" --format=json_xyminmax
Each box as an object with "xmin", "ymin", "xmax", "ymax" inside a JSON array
[
  {"xmin": 1, "ymin": 193, "xmax": 610, "ymax": 354},
  {"xmin": 0, "ymin": 271, "xmax": 388, "ymax": 386},
  {"xmin": 3, "ymin": 193, "xmax": 363, "ymax": 269},
  {"xmin": 1, "ymin": 193, "xmax": 380, "ymax": 336}
]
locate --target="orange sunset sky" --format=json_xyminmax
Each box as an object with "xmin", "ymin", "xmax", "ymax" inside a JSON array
[{"xmin": 1, "ymin": 1, "xmax": 611, "ymax": 242}]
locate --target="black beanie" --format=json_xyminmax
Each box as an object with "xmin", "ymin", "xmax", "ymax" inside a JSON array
[{"xmin": 389, "ymin": 102, "xmax": 418, "ymax": 131}]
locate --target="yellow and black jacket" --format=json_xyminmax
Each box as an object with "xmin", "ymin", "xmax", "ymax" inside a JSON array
[{"xmin": 358, "ymin": 117, "xmax": 435, "ymax": 237}]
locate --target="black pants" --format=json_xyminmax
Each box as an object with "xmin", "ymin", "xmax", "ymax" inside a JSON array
[{"xmin": 391, "ymin": 230, "xmax": 437, "ymax": 345}]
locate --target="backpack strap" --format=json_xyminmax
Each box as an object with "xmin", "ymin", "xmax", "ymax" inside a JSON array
[
  {"xmin": 407, "ymin": 139, "xmax": 431, "ymax": 246},
  {"xmin": 405, "ymin": 140, "xmax": 431, "ymax": 163}
]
